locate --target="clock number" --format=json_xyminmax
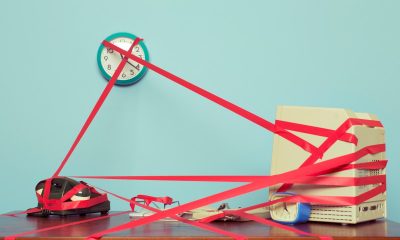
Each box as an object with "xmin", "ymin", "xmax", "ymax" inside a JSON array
[
  {"xmin": 104, "ymin": 56, "xmax": 108, "ymax": 61},
  {"xmin": 107, "ymin": 48, "xmax": 113, "ymax": 53},
  {"xmin": 122, "ymin": 73, "xmax": 126, "ymax": 78},
  {"xmin": 130, "ymin": 69, "xmax": 135, "ymax": 75},
  {"xmin": 135, "ymin": 46, "xmax": 140, "ymax": 52},
  {"xmin": 107, "ymin": 64, "xmax": 111, "ymax": 70},
  {"xmin": 133, "ymin": 64, "xmax": 140, "ymax": 71}
]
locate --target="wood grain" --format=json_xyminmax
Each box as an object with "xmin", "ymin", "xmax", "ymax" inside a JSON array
[{"xmin": 1, "ymin": 211, "xmax": 400, "ymax": 239}]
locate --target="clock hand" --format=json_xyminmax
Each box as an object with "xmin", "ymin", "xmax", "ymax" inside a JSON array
[
  {"xmin": 283, "ymin": 203, "xmax": 289, "ymax": 212},
  {"xmin": 120, "ymin": 53, "xmax": 137, "ymax": 68}
]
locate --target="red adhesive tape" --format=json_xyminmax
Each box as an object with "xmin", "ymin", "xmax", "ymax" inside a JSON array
[
  {"xmin": 277, "ymin": 117, "xmax": 383, "ymax": 193},
  {"xmin": 4, "ymin": 211, "xmax": 130, "ymax": 240},
  {"xmin": 52, "ymin": 38, "xmax": 142, "ymax": 177},
  {"xmin": 85, "ymin": 144, "xmax": 385, "ymax": 239},
  {"xmin": 101, "ymin": 40, "xmax": 320, "ymax": 155},
  {"xmin": 3, "ymin": 36, "xmax": 387, "ymax": 240},
  {"xmin": 92, "ymin": 185, "xmax": 249, "ymax": 240},
  {"xmin": 231, "ymin": 211, "xmax": 333, "ymax": 240},
  {"xmin": 0, "ymin": 208, "xmax": 41, "ymax": 217},
  {"xmin": 78, "ymin": 39, "xmax": 387, "ymax": 239},
  {"xmin": 275, "ymin": 120, "xmax": 358, "ymax": 144},
  {"xmin": 70, "ymin": 160, "xmax": 387, "ymax": 182},
  {"xmin": 36, "ymin": 179, "xmax": 108, "ymax": 211}
]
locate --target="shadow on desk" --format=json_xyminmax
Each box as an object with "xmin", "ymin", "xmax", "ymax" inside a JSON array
[{"xmin": 1, "ymin": 211, "xmax": 400, "ymax": 239}]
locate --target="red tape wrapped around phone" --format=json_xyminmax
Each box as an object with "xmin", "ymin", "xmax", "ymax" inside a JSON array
[{"xmin": 37, "ymin": 180, "xmax": 108, "ymax": 212}]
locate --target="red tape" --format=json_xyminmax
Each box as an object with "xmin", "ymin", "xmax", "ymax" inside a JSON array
[
  {"xmin": 0, "ymin": 208, "xmax": 41, "ymax": 217},
  {"xmin": 130, "ymin": 194, "xmax": 174, "ymax": 212},
  {"xmin": 3, "ymin": 36, "xmax": 386, "ymax": 240},
  {"xmin": 4, "ymin": 211, "xmax": 130, "ymax": 240},
  {"xmin": 52, "ymin": 38, "xmax": 142, "ymax": 177},
  {"xmin": 92, "ymin": 185, "xmax": 249, "ymax": 240},
  {"xmin": 85, "ymin": 144, "xmax": 385, "ymax": 239},
  {"xmin": 275, "ymin": 120, "xmax": 358, "ymax": 144},
  {"xmin": 71, "ymin": 160, "xmax": 387, "ymax": 183},
  {"xmin": 277, "ymin": 117, "xmax": 383, "ymax": 193},
  {"xmin": 230, "ymin": 211, "xmax": 333, "ymax": 240},
  {"xmin": 79, "ymin": 39, "xmax": 386, "ymax": 239},
  {"xmin": 101, "ymin": 40, "xmax": 320, "ymax": 155},
  {"xmin": 36, "ymin": 179, "xmax": 108, "ymax": 211}
]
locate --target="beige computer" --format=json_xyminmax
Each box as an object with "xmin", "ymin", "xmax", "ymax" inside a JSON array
[{"xmin": 269, "ymin": 105, "xmax": 386, "ymax": 224}]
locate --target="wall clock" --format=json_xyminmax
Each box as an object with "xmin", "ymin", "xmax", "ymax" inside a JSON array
[
  {"xmin": 270, "ymin": 192, "xmax": 311, "ymax": 224},
  {"xmin": 97, "ymin": 32, "xmax": 149, "ymax": 86}
]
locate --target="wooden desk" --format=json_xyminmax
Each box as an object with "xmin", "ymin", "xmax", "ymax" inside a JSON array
[{"xmin": 1, "ymin": 211, "xmax": 400, "ymax": 239}]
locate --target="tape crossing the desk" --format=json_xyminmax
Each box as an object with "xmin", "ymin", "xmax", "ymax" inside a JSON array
[
  {"xmin": 3, "ymin": 211, "xmax": 130, "ymax": 240},
  {"xmin": 91, "ymin": 185, "xmax": 333, "ymax": 240},
  {"xmin": 92, "ymin": 185, "xmax": 249, "ymax": 240},
  {"xmin": 83, "ymin": 144, "xmax": 386, "ymax": 240},
  {"xmin": 3, "ymin": 37, "xmax": 387, "ymax": 240}
]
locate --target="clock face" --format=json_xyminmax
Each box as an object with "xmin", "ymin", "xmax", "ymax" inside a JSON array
[
  {"xmin": 97, "ymin": 32, "xmax": 149, "ymax": 86},
  {"xmin": 270, "ymin": 194, "xmax": 299, "ymax": 222}
]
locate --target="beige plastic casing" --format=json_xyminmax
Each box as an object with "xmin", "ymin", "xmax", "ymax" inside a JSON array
[{"xmin": 269, "ymin": 106, "xmax": 386, "ymax": 224}]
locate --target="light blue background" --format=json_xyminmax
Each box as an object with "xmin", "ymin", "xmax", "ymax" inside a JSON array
[{"xmin": 0, "ymin": 0, "xmax": 399, "ymax": 222}]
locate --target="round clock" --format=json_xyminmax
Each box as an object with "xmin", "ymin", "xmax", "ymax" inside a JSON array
[
  {"xmin": 270, "ymin": 192, "xmax": 311, "ymax": 224},
  {"xmin": 97, "ymin": 32, "xmax": 149, "ymax": 86}
]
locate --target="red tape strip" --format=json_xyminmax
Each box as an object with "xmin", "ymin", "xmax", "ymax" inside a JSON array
[
  {"xmin": 79, "ymin": 40, "xmax": 387, "ymax": 239},
  {"xmin": 231, "ymin": 211, "xmax": 333, "ymax": 240},
  {"xmin": 277, "ymin": 117, "xmax": 383, "ymax": 193},
  {"xmin": 101, "ymin": 40, "xmax": 320, "ymax": 155},
  {"xmin": 37, "ymin": 179, "xmax": 109, "ymax": 211},
  {"xmin": 0, "ymin": 208, "xmax": 41, "ymax": 217},
  {"xmin": 71, "ymin": 159, "xmax": 387, "ymax": 183},
  {"xmin": 275, "ymin": 120, "xmax": 359, "ymax": 144},
  {"xmin": 92, "ymin": 185, "xmax": 249, "ymax": 240},
  {"xmin": 5, "ymin": 37, "xmax": 384, "ymax": 240},
  {"xmin": 4, "ymin": 211, "xmax": 130, "ymax": 240},
  {"xmin": 52, "ymin": 38, "xmax": 142, "ymax": 177},
  {"xmin": 86, "ymin": 144, "xmax": 385, "ymax": 239}
]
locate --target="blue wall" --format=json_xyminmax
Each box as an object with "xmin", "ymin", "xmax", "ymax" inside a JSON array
[{"xmin": 1, "ymin": 0, "xmax": 399, "ymax": 222}]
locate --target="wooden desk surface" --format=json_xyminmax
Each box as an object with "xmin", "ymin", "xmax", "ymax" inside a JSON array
[{"xmin": 1, "ymin": 211, "xmax": 400, "ymax": 240}]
